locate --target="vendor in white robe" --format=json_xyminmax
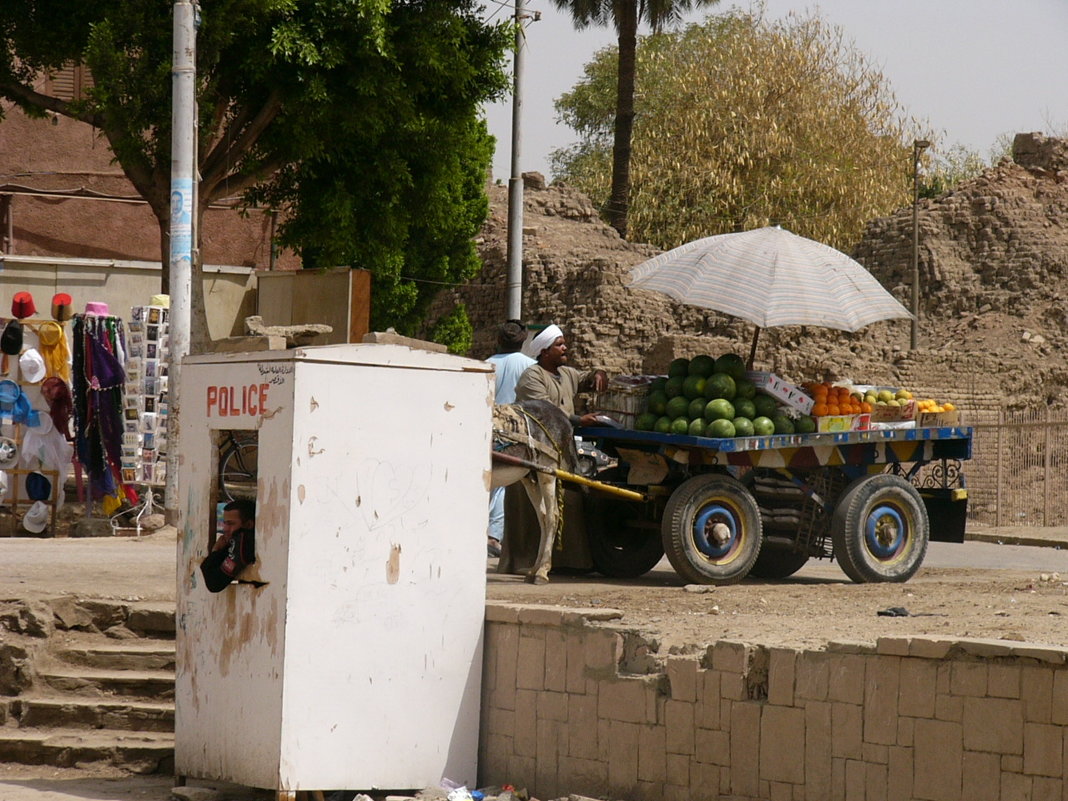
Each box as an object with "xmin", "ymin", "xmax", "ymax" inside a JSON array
[{"xmin": 498, "ymin": 324, "xmax": 608, "ymax": 575}]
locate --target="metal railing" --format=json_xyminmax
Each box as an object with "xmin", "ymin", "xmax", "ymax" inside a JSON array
[{"xmin": 968, "ymin": 407, "xmax": 1068, "ymax": 527}]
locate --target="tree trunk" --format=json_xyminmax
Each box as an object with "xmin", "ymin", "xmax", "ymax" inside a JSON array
[{"xmin": 608, "ymin": 0, "xmax": 638, "ymax": 239}]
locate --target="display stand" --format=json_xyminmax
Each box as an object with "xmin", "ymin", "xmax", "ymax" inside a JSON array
[{"xmin": 0, "ymin": 315, "xmax": 72, "ymax": 536}]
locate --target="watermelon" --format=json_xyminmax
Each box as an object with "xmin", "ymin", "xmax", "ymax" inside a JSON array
[
  {"xmin": 704, "ymin": 398, "xmax": 736, "ymax": 422},
  {"xmin": 688, "ymin": 354, "xmax": 716, "ymax": 377},
  {"xmin": 752, "ymin": 416, "xmax": 775, "ymax": 436},
  {"xmin": 682, "ymin": 375, "xmax": 706, "ymax": 400},
  {"xmin": 704, "ymin": 372, "xmax": 737, "ymax": 400},
  {"xmin": 668, "ymin": 358, "xmax": 690, "ymax": 378},
  {"xmin": 732, "ymin": 417, "xmax": 755, "ymax": 437},
  {"xmin": 753, "ymin": 394, "xmax": 779, "ymax": 418},
  {"xmin": 708, "ymin": 418, "xmax": 736, "ymax": 438},
  {"xmin": 714, "ymin": 353, "xmax": 746, "ymax": 380}
]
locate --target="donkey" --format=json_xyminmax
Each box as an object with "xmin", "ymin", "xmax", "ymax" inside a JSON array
[{"xmin": 491, "ymin": 399, "xmax": 579, "ymax": 584}]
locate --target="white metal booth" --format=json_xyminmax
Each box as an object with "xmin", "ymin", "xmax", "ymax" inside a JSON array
[{"xmin": 175, "ymin": 344, "xmax": 493, "ymax": 798}]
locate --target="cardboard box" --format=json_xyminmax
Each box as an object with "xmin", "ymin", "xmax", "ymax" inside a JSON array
[
  {"xmin": 917, "ymin": 409, "xmax": 960, "ymax": 428},
  {"xmin": 817, "ymin": 413, "xmax": 870, "ymax": 433},
  {"xmin": 868, "ymin": 399, "xmax": 916, "ymax": 423},
  {"xmin": 746, "ymin": 371, "xmax": 814, "ymax": 414}
]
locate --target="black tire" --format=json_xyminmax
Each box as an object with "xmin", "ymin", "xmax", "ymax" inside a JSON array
[
  {"xmin": 748, "ymin": 545, "xmax": 810, "ymax": 579},
  {"xmin": 831, "ymin": 474, "xmax": 929, "ymax": 583},
  {"xmin": 585, "ymin": 495, "xmax": 665, "ymax": 578},
  {"xmin": 661, "ymin": 474, "xmax": 762, "ymax": 585},
  {"xmin": 219, "ymin": 437, "xmax": 258, "ymax": 501}
]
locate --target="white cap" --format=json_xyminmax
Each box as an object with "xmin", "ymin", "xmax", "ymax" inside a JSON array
[
  {"xmin": 22, "ymin": 500, "xmax": 50, "ymax": 534},
  {"xmin": 19, "ymin": 348, "xmax": 46, "ymax": 384}
]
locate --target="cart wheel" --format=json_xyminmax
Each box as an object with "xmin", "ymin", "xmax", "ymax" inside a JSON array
[
  {"xmin": 748, "ymin": 545, "xmax": 810, "ymax": 579},
  {"xmin": 831, "ymin": 474, "xmax": 929, "ymax": 583},
  {"xmin": 661, "ymin": 474, "xmax": 762, "ymax": 585},
  {"xmin": 585, "ymin": 495, "xmax": 665, "ymax": 578}
]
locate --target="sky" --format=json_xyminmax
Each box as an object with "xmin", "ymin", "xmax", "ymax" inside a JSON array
[{"xmin": 482, "ymin": 0, "xmax": 1068, "ymax": 181}]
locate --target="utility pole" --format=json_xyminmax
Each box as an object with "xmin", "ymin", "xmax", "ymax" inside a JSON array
[
  {"xmin": 165, "ymin": 0, "xmax": 198, "ymax": 515},
  {"xmin": 910, "ymin": 138, "xmax": 930, "ymax": 351},
  {"xmin": 505, "ymin": 0, "xmax": 536, "ymax": 319}
]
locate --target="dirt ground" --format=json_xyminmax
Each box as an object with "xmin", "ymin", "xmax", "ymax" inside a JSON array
[
  {"xmin": 4, "ymin": 531, "xmax": 1068, "ymax": 800},
  {"xmin": 5, "ymin": 529, "xmax": 1068, "ymax": 655},
  {"xmin": 486, "ymin": 542, "xmax": 1068, "ymax": 653}
]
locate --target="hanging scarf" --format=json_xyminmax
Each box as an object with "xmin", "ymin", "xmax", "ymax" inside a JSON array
[
  {"xmin": 0, "ymin": 379, "xmax": 40, "ymax": 427},
  {"xmin": 36, "ymin": 321, "xmax": 72, "ymax": 382},
  {"xmin": 72, "ymin": 314, "xmax": 130, "ymax": 503},
  {"xmin": 41, "ymin": 377, "xmax": 75, "ymax": 442}
]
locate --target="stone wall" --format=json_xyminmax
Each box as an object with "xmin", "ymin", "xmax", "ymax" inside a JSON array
[{"xmin": 481, "ymin": 603, "xmax": 1068, "ymax": 801}]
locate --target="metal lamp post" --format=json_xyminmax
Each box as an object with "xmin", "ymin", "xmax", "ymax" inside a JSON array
[{"xmin": 910, "ymin": 139, "xmax": 930, "ymax": 350}]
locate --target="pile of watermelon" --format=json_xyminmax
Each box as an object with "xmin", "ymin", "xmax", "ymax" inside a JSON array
[{"xmin": 634, "ymin": 353, "xmax": 817, "ymax": 438}]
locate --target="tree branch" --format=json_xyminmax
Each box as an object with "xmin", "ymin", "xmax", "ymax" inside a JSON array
[
  {"xmin": 200, "ymin": 90, "xmax": 284, "ymax": 186},
  {"xmin": 0, "ymin": 78, "xmax": 104, "ymax": 128},
  {"xmin": 200, "ymin": 160, "xmax": 284, "ymax": 205}
]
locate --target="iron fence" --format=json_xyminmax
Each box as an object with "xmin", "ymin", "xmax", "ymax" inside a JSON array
[{"xmin": 966, "ymin": 407, "xmax": 1068, "ymax": 528}]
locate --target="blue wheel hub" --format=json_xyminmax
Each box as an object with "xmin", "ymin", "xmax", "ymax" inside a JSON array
[
  {"xmin": 693, "ymin": 504, "xmax": 739, "ymax": 559},
  {"xmin": 865, "ymin": 503, "xmax": 907, "ymax": 560}
]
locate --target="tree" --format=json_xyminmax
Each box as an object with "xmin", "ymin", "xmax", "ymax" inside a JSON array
[
  {"xmin": 919, "ymin": 143, "xmax": 988, "ymax": 199},
  {"xmin": 247, "ymin": 0, "xmax": 508, "ymax": 341},
  {"xmin": 553, "ymin": 10, "xmax": 919, "ymax": 253},
  {"xmin": 549, "ymin": 0, "xmax": 720, "ymax": 239},
  {"xmin": 0, "ymin": 0, "xmax": 509, "ymax": 347}
]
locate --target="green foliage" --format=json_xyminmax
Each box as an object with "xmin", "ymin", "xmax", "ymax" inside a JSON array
[
  {"xmin": 0, "ymin": 0, "xmax": 509, "ymax": 336},
  {"xmin": 553, "ymin": 9, "xmax": 917, "ymax": 252},
  {"xmin": 919, "ymin": 142, "xmax": 989, "ymax": 199},
  {"xmin": 250, "ymin": 0, "xmax": 510, "ymax": 336},
  {"xmin": 429, "ymin": 303, "xmax": 474, "ymax": 355}
]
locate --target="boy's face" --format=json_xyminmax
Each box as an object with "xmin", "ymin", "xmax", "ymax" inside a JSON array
[{"xmin": 221, "ymin": 509, "xmax": 245, "ymax": 537}]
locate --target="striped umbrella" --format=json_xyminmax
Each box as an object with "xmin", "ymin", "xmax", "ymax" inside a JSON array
[{"xmin": 628, "ymin": 226, "xmax": 912, "ymax": 364}]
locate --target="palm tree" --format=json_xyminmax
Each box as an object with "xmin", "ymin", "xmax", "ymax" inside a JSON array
[{"xmin": 551, "ymin": 0, "xmax": 719, "ymax": 238}]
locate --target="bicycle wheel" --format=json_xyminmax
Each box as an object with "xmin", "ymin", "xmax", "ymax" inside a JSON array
[{"xmin": 219, "ymin": 436, "xmax": 258, "ymax": 501}]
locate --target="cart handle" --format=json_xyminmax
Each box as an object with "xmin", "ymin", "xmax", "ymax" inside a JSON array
[{"xmin": 492, "ymin": 451, "xmax": 648, "ymax": 502}]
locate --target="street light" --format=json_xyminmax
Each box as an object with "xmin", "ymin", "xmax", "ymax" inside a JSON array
[{"xmin": 910, "ymin": 139, "xmax": 930, "ymax": 350}]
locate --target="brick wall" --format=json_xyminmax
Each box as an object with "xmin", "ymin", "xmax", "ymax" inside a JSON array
[{"xmin": 481, "ymin": 603, "xmax": 1068, "ymax": 801}]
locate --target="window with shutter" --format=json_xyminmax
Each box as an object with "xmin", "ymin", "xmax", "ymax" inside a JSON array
[{"xmin": 49, "ymin": 64, "xmax": 94, "ymax": 101}]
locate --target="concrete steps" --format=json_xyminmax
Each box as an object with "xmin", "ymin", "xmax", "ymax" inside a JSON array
[
  {"xmin": 0, "ymin": 727, "xmax": 174, "ymax": 774},
  {"xmin": 55, "ymin": 640, "xmax": 176, "ymax": 671},
  {"xmin": 7, "ymin": 695, "xmax": 175, "ymax": 731},
  {"xmin": 35, "ymin": 665, "xmax": 176, "ymax": 700},
  {"xmin": 1, "ymin": 599, "xmax": 176, "ymax": 773}
]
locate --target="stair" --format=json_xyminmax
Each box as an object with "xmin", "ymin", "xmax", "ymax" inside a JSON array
[{"xmin": 0, "ymin": 599, "xmax": 176, "ymax": 774}]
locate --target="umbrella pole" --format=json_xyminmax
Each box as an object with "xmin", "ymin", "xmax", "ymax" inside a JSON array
[{"xmin": 747, "ymin": 326, "xmax": 761, "ymax": 370}]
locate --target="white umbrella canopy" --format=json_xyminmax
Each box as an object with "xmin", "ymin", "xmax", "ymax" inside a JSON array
[{"xmin": 628, "ymin": 225, "xmax": 912, "ymax": 332}]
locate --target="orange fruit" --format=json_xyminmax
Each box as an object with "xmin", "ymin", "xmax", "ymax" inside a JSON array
[
  {"xmin": 812, "ymin": 402, "xmax": 828, "ymax": 417},
  {"xmin": 860, "ymin": 402, "xmax": 872, "ymax": 413},
  {"xmin": 827, "ymin": 404, "xmax": 841, "ymax": 416},
  {"xmin": 943, "ymin": 402, "xmax": 955, "ymax": 412}
]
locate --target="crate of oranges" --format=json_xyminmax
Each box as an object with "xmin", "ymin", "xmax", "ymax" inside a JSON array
[
  {"xmin": 802, "ymin": 383, "xmax": 872, "ymax": 432},
  {"xmin": 916, "ymin": 399, "xmax": 959, "ymax": 427}
]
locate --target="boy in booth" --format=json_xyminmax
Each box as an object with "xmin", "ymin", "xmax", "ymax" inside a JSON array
[{"xmin": 200, "ymin": 499, "xmax": 256, "ymax": 592}]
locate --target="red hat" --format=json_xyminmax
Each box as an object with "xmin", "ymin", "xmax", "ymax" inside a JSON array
[
  {"xmin": 51, "ymin": 293, "xmax": 73, "ymax": 322},
  {"xmin": 11, "ymin": 292, "xmax": 36, "ymax": 320}
]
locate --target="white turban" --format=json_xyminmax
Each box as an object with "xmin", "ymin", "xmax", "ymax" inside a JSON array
[{"xmin": 522, "ymin": 324, "xmax": 563, "ymax": 359}]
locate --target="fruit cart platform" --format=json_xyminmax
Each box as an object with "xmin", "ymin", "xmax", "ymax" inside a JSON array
[{"xmin": 575, "ymin": 425, "xmax": 973, "ymax": 468}]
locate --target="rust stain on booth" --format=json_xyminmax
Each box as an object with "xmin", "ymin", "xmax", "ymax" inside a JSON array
[{"xmin": 386, "ymin": 544, "xmax": 402, "ymax": 584}]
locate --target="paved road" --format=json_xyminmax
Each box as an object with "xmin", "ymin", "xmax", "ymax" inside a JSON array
[{"xmin": 3, "ymin": 528, "xmax": 1068, "ymax": 601}]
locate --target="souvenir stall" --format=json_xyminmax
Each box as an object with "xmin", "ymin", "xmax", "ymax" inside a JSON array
[
  {"xmin": 0, "ymin": 292, "xmax": 76, "ymax": 536},
  {"xmin": 124, "ymin": 300, "xmax": 170, "ymax": 487},
  {"xmin": 71, "ymin": 302, "xmax": 137, "ymax": 518}
]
